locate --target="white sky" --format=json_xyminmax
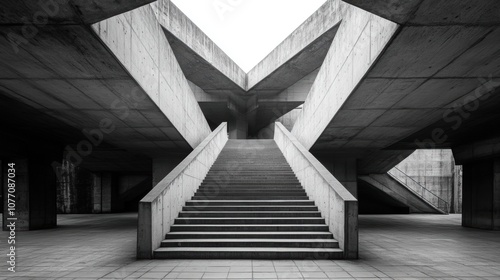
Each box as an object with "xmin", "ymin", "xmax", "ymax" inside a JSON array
[{"xmin": 171, "ymin": 0, "xmax": 327, "ymax": 72}]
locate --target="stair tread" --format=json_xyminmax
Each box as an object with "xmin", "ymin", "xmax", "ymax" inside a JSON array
[
  {"xmin": 167, "ymin": 231, "xmax": 332, "ymax": 235},
  {"xmin": 161, "ymin": 239, "xmax": 338, "ymax": 243},
  {"xmin": 155, "ymin": 247, "xmax": 342, "ymax": 252},
  {"xmin": 180, "ymin": 211, "xmax": 319, "ymax": 213},
  {"xmin": 188, "ymin": 200, "xmax": 313, "ymax": 202},
  {"xmin": 172, "ymin": 224, "xmax": 326, "ymax": 227},
  {"xmin": 177, "ymin": 217, "xmax": 323, "ymax": 220}
]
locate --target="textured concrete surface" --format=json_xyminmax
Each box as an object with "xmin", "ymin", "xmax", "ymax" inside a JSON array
[{"xmin": 1, "ymin": 213, "xmax": 500, "ymax": 279}]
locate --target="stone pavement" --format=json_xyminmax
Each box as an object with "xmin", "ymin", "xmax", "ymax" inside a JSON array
[{"xmin": 1, "ymin": 213, "xmax": 499, "ymax": 279}]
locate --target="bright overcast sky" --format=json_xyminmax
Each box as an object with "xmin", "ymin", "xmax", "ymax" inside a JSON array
[{"xmin": 171, "ymin": 0, "xmax": 327, "ymax": 72}]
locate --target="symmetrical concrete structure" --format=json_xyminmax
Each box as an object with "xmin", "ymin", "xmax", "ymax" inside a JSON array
[{"xmin": 1, "ymin": 0, "xmax": 500, "ymax": 263}]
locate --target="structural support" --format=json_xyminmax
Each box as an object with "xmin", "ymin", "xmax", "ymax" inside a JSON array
[
  {"xmin": 462, "ymin": 158, "xmax": 500, "ymax": 230},
  {"xmin": 2, "ymin": 158, "xmax": 57, "ymax": 231}
]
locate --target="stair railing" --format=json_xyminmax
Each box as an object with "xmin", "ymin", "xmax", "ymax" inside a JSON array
[
  {"xmin": 387, "ymin": 167, "xmax": 449, "ymax": 214},
  {"xmin": 137, "ymin": 123, "xmax": 228, "ymax": 259},
  {"xmin": 274, "ymin": 122, "xmax": 358, "ymax": 259}
]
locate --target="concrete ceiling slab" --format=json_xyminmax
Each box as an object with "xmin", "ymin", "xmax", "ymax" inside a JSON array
[
  {"xmin": 368, "ymin": 26, "xmax": 493, "ymax": 78},
  {"xmin": 0, "ymin": 0, "xmax": 156, "ymax": 24},
  {"xmin": 342, "ymin": 0, "xmax": 421, "ymax": 24}
]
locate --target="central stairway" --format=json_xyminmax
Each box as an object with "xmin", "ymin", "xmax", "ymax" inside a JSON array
[{"xmin": 154, "ymin": 140, "xmax": 343, "ymax": 259}]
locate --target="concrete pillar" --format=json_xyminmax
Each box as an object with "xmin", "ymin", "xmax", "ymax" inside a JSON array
[
  {"xmin": 101, "ymin": 172, "xmax": 116, "ymax": 213},
  {"xmin": 314, "ymin": 156, "xmax": 358, "ymax": 197},
  {"xmin": 56, "ymin": 160, "xmax": 94, "ymax": 214},
  {"xmin": 2, "ymin": 158, "xmax": 57, "ymax": 231},
  {"xmin": 92, "ymin": 173, "xmax": 102, "ymax": 213},
  {"xmin": 228, "ymin": 117, "xmax": 248, "ymax": 139},
  {"xmin": 462, "ymin": 158, "xmax": 500, "ymax": 230}
]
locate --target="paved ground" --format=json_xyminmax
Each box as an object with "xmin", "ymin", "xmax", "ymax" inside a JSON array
[{"xmin": 1, "ymin": 213, "xmax": 499, "ymax": 279}]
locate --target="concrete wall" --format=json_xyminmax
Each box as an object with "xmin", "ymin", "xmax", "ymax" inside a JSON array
[
  {"xmin": 138, "ymin": 123, "xmax": 228, "ymax": 259},
  {"xmin": 92, "ymin": 4, "xmax": 211, "ymax": 149},
  {"xmin": 291, "ymin": 3, "xmax": 399, "ymax": 149},
  {"xmin": 274, "ymin": 123, "xmax": 358, "ymax": 259},
  {"xmin": 392, "ymin": 149, "xmax": 461, "ymax": 213}
]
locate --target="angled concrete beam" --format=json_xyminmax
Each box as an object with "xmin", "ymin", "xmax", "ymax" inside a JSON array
[
  {"xmin": 247, "ymin": 0, "xmax": 342, "ymax": 90},
  {"xmin": 291, "ymin": 4, "xmax": 399, "ymax": 150},
  {"xmin": 154, "ymin": 0, "xmax": 247, "ymax": 93},
  {"xmin": 92, "ymin": 4, "xmax": 212, "ymax": 149},
  {"xmin": 246, "ymin": 26, "xmax": 338, "ymax": 96}
]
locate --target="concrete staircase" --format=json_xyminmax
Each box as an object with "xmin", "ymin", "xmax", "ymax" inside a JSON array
[{"xmin": 154, "ymin": 140, "xmax": 343, "ymax": 259}]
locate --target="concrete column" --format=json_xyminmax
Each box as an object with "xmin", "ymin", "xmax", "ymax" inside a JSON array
[
  {"xmin": 101, "ymin": 172, "xmax": 116, "ymax": 213},
  {"xmin": 2, "ymin": 158, "xmax": 57, "ymax": 231},
  {"xmin": 314, "ymin": 156, "xmax": 358, "ymax": 197},
  {"xmin": 228, "ymin": 117, "xmax": 248, "ymax": 139},
  {"xmin": 462, "ymin": 158, "xmax": 500, "ymax": 230},
  {"xmin": 92, "ymin": 173, "xmax": 103, "ymax": 213}
]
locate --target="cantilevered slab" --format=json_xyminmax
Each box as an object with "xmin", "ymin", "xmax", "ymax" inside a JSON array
[
  {"xmin": 344, "ymin": 0, "xmax": 500, "ymax": 25},
  {"xmin": 341, "ymin": 0, "xmax": 421, "ymax": 24},
  {"xmin": 0, "ymin": 0, "xmax": 156, "ymax": 24}
]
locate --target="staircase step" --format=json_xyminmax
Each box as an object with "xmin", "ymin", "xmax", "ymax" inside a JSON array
[
  {"xmin": 197, "ymin": 187, "xmax": 304, "ymax": 192},
  {"xmin": 160, "ymin": 239, "xmax": 339, "ymax": 248},
  {"xmin": 182, "ymin": 206, "xmax": 318, "ymax": 211},
  {"xmin": 185, "ymin": 200, "xmax": 315, "ymax": 206},
  {"xmin": 174, "ymin": 217, "xmax": 326, "ymax": 224},
  {"xmin": 194, "ymin": 192, "xmax": 306, "ymax": 197},
  {"xmin": 165, "ymin": 231, "xmax": 334, "ymax": 239},
  {"xmin": 178, "ymin": 211, "xmax": 321, "ymax": 218},
  {"xmin": 154, "ymin": 247, "xmax": 343, "ymax": 259},
  {"xmin": 191, "ymin": 196, "xmax": 310, "ymax": 200},
  {"xmin": 170, "ymin": 224, "xmax": 329, "ymax": 232}
]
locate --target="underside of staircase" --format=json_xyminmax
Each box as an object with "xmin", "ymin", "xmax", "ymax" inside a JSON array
[{"xmin": 154, "ymin": 140, "xmax": 343, "ymax": 259}]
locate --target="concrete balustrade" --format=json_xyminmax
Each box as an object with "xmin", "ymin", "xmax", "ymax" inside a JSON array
[
  {"xmin": 137, "ymin": 123, "xmax": 228, "ymax": 259},
  {"xmin": 274, "ymin": 122, "xmax": 358, "ymax": 259}
]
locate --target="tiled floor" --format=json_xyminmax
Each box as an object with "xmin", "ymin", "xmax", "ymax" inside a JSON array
[{"xmin": 1, "ymin": 213, "xmax": 499, "ymax": 279}]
